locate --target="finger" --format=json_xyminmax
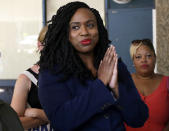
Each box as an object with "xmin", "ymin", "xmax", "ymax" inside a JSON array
[
  {"xmin": 113, "ymin": 54, "xmax": 118, "ymax": 74},
  {"xmin": 104, "ymin": 45, "xmax": 114, "ymax": 59},
  {"xmin": 109, "ymin": 50, "xmax": 117, "ymax": 68},
  {"xmin": 107, "ymin": 46, "xmax": 115, "ymax": 63},
  {"xmin": 109, "ymin": 54, "xmax": 118, "ymax": 88},
  {"xmin": 103, "ymin": 47, "xmax": 111, "ymax": 62},
  {"xmin": 104, "ymin": 46, "xmax": 115, "ymax": 63},
  {"xmin": 99, "ymin": 60, "xmax": 102, "ymax": 67}
]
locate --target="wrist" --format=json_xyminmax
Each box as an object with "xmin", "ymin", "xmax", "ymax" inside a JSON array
[
  {"xmin": 111, "ymin": 85, "xmax": 119, "ymax": 98},
  {"xmin": 98, "ymin": 77, "xmax": 108, "ymax": 86}
]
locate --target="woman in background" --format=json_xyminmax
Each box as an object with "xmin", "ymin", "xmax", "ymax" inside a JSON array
[
  {"xmin": 11, "ymin": 26, "xmax": 53, "ymax": 130},
  {"xmin": 125, "ymin": 39, "xmax": 169, "ymax": 131}
]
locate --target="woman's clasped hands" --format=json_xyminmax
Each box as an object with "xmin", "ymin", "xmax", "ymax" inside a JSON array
[{"xmin": 98, "ymin": 45, "xmax": 119, "ymax": 97}]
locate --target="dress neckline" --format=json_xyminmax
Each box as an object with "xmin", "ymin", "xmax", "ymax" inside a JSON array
[{"xmin": 138, "ymin": 76, "xmax": 166, "ymax": 99}]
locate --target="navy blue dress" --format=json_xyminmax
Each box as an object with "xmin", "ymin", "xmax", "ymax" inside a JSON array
[{"xmin": 38, "ymin": 60, "xmax": 148, "ymax": 131}]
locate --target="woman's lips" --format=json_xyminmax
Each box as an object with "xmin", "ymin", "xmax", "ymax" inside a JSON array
[
  {"xmin": 141, "ymin": 64, "xmax": 149, "ymax": 68},
  {"xmin": 80, "ymin": 39, "xmax": 91, "ymax": 45}
]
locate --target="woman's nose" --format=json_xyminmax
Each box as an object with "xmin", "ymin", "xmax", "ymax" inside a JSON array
[
  {"xmin": 80, "ymin": 26, "xmax": 89, "ymax": 36},
  {"xmin": 141, "ymin": 56, "xmax": 147, "ymax": 62}
]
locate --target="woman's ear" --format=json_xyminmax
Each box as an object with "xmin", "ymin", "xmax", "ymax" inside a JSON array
[
  {"xmin": 37, "ymin": 41, "xmax": 42, "ymax": 48},
  {"xmin": 37, "ymin": 41, "xmax": 44, "ymax": 51}
]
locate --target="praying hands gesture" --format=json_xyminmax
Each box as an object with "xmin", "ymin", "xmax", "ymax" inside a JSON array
[{"xmin": 98, "ymin": 45, "xmax": 119, "ymax": 97}]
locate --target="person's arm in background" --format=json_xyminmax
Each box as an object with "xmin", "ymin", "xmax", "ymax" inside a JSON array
[{"xmin": 10, "ymin": 74, "xmax": 48, "ymax": 129}]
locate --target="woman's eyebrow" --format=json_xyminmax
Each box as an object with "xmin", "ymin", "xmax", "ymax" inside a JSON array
[
  {"xmin": 70, "ymin": 19, "xmax": 96, "ymax": 25},
  {"xmin": 70, "ymin": 22, "xmax": 80, "ymax": 25}
]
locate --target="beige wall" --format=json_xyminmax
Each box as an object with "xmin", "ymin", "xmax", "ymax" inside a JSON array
[
  {"xmin": 156, "ymin": 0, "xmax": 169, "ymax": 76},
  {"xmin": 0, "ymin": 0, "xmax": 42, "ymax": 79},
  {"xmin": 46, "ymin": 0, "xmax": 105, "ymax": 22}
]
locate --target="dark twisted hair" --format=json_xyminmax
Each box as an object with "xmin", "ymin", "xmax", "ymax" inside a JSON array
[{"xmin": 39, "ymin": 1, "xmax": 111, "ymax": 81}]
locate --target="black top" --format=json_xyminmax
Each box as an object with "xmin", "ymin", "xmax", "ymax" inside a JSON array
[{"xmin": 27, "ymin": 68, "xmax": 42, "ymax": 109}]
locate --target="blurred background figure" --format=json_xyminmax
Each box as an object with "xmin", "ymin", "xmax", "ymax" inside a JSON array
[
  {"xmin": 0, "ymin": 48, "xmax": 23, "ymax": 131},
  {"xmin": 125, "ymin": 39, "xmax": 169, "ymax": 131},
  {"xmin": 10, "ymin": 26, "xmax": 53, "ymax": 130},
  {"xmin": 0, "ymin": 99, "xmax": 24, "ymax": 131}
]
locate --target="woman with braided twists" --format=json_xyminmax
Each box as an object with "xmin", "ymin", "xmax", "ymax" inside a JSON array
[{"xmin": 38, "ymin": 2, "xmax": 148, "ymax": 131}]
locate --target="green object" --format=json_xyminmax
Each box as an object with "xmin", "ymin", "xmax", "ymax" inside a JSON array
[{"xmin": 0, "ymin": 99, "xmax": 24, "ymax": 131}]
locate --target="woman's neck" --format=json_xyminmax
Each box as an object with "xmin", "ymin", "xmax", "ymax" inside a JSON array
[
  {"xmin": 135, "ymin": 72, "xmax": 155, "ymax": 80},
  {"xmin": 79, "ymin": 52, "xmax": 94, "ymax": 66},
  {"xmin": 79, "ymin": 53, "xmax": 97, "ymax": 77}
]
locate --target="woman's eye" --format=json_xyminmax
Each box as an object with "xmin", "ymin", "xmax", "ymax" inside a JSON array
[
  {"xmin": 87, "ymin": 23, "xmax": 94, "ymax": 28},
  {"xmin": 71, "ymin": 26, "xmax": 80, "ymax": 30},
  {"xmin": 135, "ymin": 56, "xmax": 141, "ymax": 59},
  {"xmin": 146, "ymin": 54, "xmax": 152, "ymax": 58}
]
